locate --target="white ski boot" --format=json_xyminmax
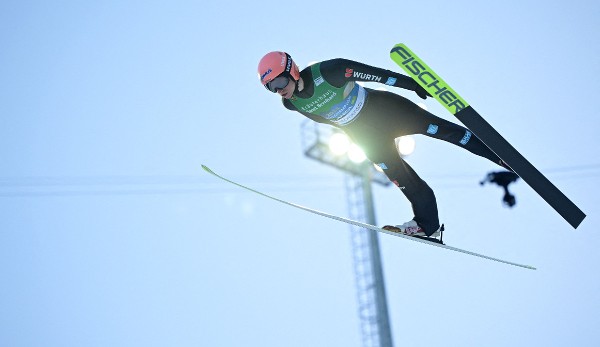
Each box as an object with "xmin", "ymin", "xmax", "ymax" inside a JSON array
[{"xmin": 382, "ymin": 220, "xmax": 442, "ymax": 238}]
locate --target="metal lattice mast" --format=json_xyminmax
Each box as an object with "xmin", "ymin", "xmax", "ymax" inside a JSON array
[
  {"xmin": 345, "ymin": 170, "xmax": 393, "ymax": 347},
  {"xmin": 300, "ymin": 121, "xmax": 393, "ymax": 347}
]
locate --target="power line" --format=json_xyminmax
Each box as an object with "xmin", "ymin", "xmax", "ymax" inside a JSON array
[
  {"xmin": 0, "ymin": 182, "xmax": 346, "ymax": 198},
  {"xmin": 0, "ymin": 163, "xmax": 597, "ymax": 197},
  {"xmin": 544, "ymin": 163, "xmax": 600, "ymax": 173}
]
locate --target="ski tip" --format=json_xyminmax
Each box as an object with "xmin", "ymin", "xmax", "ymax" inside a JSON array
[
  {"xmin": 201, "ymin": 164, "xmax": 214, "ymax": 174},
  {"xmin": 390, "ymin": 43, "xmax": 407, "ymax": 52}
]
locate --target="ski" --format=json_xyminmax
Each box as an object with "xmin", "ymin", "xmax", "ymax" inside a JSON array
[
  {"xmin": 390, "ymin": 43, "xmax": 586, "ymax": 229},
  {"xmin": 202, "ymin": 164, "xmax": 536, "ymax": 270}
]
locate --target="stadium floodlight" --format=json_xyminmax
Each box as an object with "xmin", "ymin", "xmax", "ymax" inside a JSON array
[
  {"xmin": 396, "ymin": 136, "xmax": 416, "ymax": 156},
  {"xmin": 301, "ymin": 121, "xmax": 416, "ymax": 186},
  {"xmin": 301, "ymin": 121, "xmax": 390, "ymax": 186},
  {"xmin": 328, "ymin": 132, "xmax": 351, "ymax": 156},
  {"xmin": 348, "ymin": 143, "xmax": 367, "ymax": 164}
]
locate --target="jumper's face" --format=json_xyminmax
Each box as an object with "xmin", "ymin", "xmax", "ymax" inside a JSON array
[
  {"xmin": 276, "ymin": 77, "xmax": 295, "ymax": 99},
  {"xmin": 266, "ymin": 75, "xmax": 295, "ymax": 99}
]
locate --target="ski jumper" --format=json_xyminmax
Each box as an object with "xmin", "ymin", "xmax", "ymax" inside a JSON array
[{"xmin": 283, "ymin": 59, "xmax": 505, "ymax": 235}]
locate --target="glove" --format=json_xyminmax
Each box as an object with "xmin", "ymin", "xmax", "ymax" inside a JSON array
[{"xmin": 415, "ymin": 85, "xmax": 431, "ymax": 99}]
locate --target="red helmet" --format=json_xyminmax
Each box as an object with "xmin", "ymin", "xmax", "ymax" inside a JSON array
[{"xmin": 257, "ymin": 51, "xmax": 300, "ymax": 87}]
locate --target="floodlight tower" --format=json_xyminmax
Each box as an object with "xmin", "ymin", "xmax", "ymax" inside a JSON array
[{"xmin": 301, "ymin": 120, "xmax": 413, "ymax": 347}]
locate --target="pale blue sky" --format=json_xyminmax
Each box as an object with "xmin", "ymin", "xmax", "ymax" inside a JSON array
[{"xmin": 1, "ymin": 1, "xmax": 599, "ymax": 346}]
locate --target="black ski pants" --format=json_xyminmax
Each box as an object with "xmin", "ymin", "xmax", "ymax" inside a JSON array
[{"xmin": 343, "ymin": 89, "xmax": 504, "ymax": 235}]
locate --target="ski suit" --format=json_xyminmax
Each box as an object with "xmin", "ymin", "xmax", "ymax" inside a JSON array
[{"xmin": 282, "ymin": 58, "xmax": 504, "ymax": 235}]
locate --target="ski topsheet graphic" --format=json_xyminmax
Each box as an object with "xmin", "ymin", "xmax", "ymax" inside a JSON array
[
  {"xmin": 202, "ymin": 165, "xmax": 535, "ymax": 270},
  {"xmin": 390, "ymin": 43, "xmax": 586, "ymax": 229}
]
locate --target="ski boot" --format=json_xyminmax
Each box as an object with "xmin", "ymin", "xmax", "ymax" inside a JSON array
[{"xmin": 382, "ymin": 220, "xmax": 444, "ymax": 244}]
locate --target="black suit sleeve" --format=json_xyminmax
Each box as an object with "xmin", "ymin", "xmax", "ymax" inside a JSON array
[{"xmin": 319, "ymin": 58, "xmax": 422, "ymax": 92}]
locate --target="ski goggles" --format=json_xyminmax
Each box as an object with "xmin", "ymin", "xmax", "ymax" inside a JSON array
[{"xmin": 265, "ymin": 75, "xmax": 290, "ymax": 93}]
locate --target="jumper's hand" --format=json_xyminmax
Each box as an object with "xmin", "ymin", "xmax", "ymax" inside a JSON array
[{"xmin": 415, "ymin": 85, "xmax": 431, "ymax": 99}]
